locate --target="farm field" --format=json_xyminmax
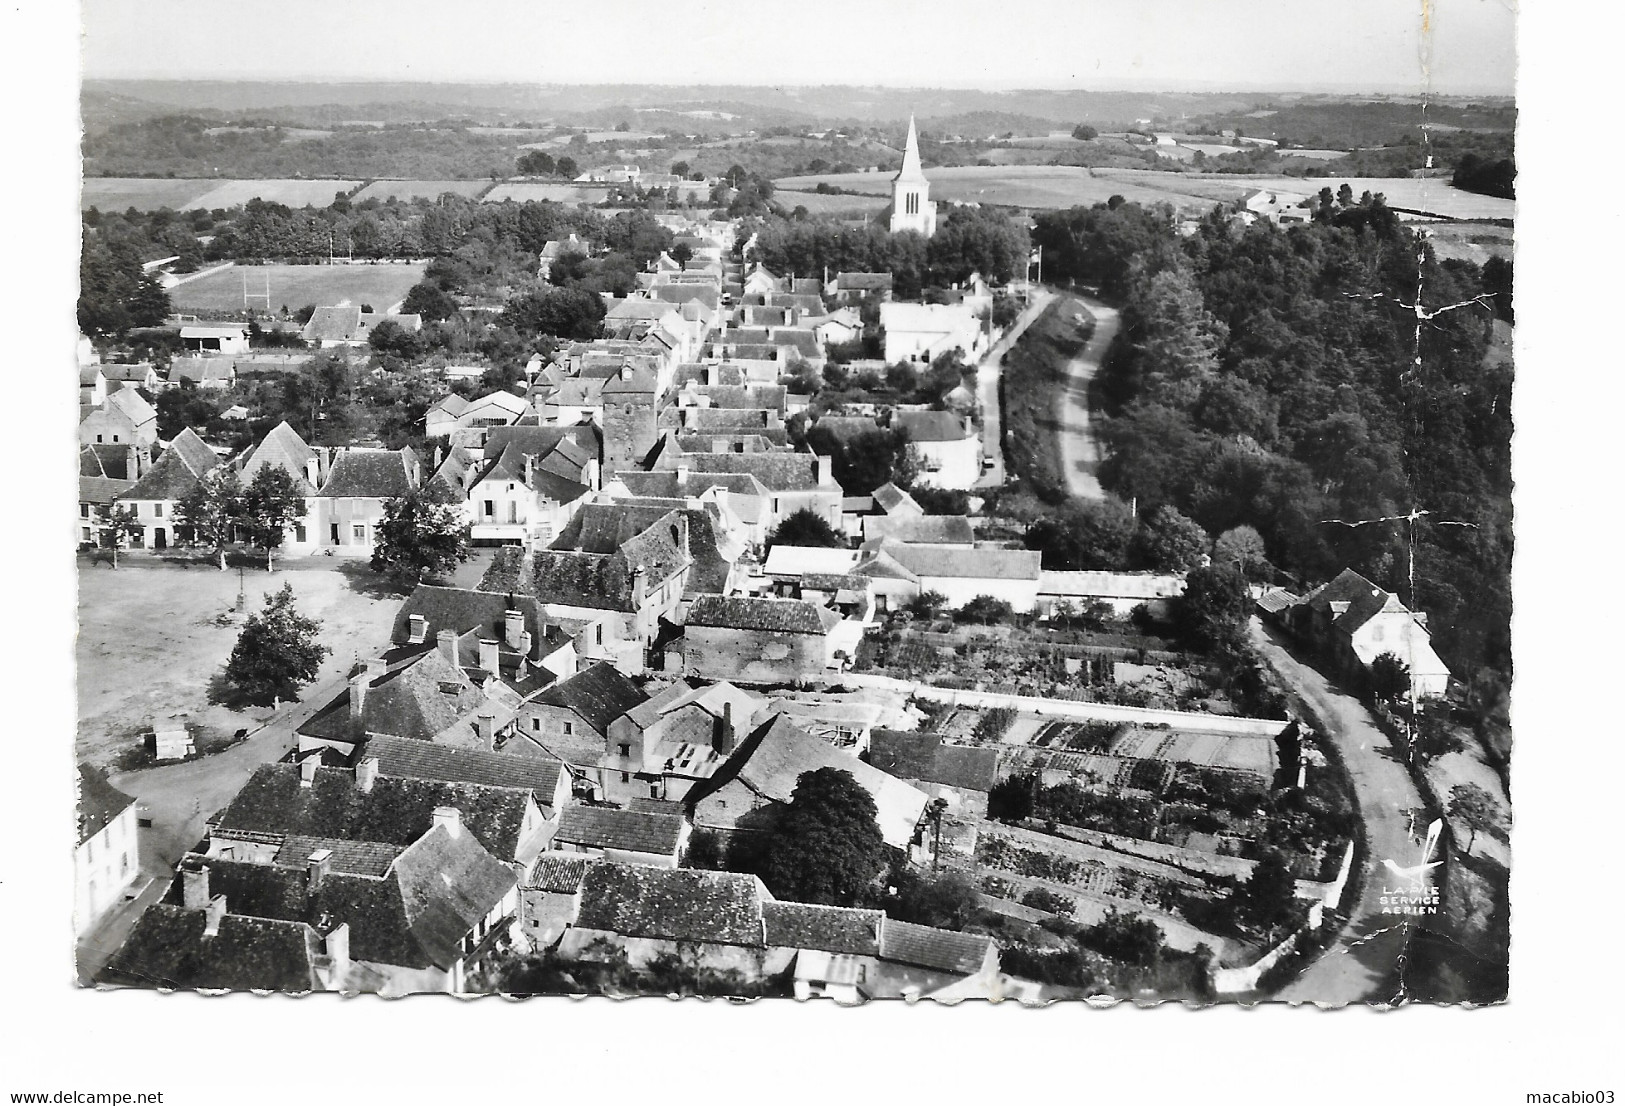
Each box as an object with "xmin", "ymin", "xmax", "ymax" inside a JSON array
[
  {"xmin": 774, "ymin": 190, "xmax": 891, "ymax": 215},
  {"xmin": 1423, "ymin": 221, "xmax": 1515, "ymax": 264},
  {"xmin": 352, "ymin": 179, "xmax": 493, "ymax": 202},
  {"xmin": 81, "ymin": 178, "xmax": 216, "ymax": 212},
  {"xmin": 169, "ymin": 262, "xmax": 428, "ymax": 316},
  {"xmin": 775, "ymin": 165, "xmax": 1515, "ymax": 221},
  {"xmin": 189, "ymin": 179, "xmax": 362, "ymax": 209},
  {"xmin": 775, "ymin": 165, "xmax": 1240, "ymax": 212},
  {"xmin": 484, "ymin": 181, "xmax": 611, "ymax": 204}
]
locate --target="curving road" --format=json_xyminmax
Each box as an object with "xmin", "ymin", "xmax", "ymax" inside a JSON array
[
  {"xmin": 975, "ymin": 287, "xmax": 1055, "ymax": 489},
  {"xmin": 1054, "ymin": 292, "xmax": 1120, "ymax": 500},
  {"xmin": 1250, "ymin": 619, "xmax": 1430, "ymax": 1005}
]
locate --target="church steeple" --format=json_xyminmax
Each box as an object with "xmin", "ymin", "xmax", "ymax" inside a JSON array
[
  {"xmin": 889, "ymin": 113, "xmax": 937, "ymax": 238},
  {"xmin": 896, "ymin": 114, "xmax": 925, "ymax": 182}
]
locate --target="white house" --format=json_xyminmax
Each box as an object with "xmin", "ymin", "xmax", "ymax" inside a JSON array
[
  {"xmin": 881, "ymin": 301, "xmax": 986, "ymax": 365},
  {"xmin": 894, "ymin": 410, "xmax": 981, "ymax": 490},
  {"xmin": 76, "ymin": 764, "xmax": 141, "ymax": 931}
]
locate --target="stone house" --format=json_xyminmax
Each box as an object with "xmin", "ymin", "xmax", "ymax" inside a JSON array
[{"xmin": 679, "ymin": 595, "xmax": 843, "ymax": 684}]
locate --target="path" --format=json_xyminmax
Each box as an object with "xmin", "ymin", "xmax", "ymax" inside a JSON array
[
  {"xmin": 1055, "ymin": 291, "xmax": 1120, "ymax": 500},
  {"xmin": 973, "ymin": 287, "xmax": 1055, "ymax": 489},
  {"xmin": 1249, "ymin": 619, "xmax": 1430, "ymax": 1005}
]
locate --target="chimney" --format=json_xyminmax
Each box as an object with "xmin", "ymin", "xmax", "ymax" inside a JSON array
[
  {"xmin": 299, "ymin": 756, "xmax": 319, "ymax": 789},
  {"xmin": 355, "ymin": 755, "xmax": 379, "ymax": 794},
  {"xmin": 438, "ymin": 629, "xmax": 459, "ymax": 665},
  {"xmin": 182, "ymin": 865, "xmax": 211, "ymax": 910},
  {"xmin": 630, "ymin": 565, "xmax": 648, "ymax": 607},
  {"xmin": 479, "ymin": 638, "xmax": 501, "ymax": 677},
  {"xmin": 432, "ymin": 806, "xmax": 463, "ymax": 840},
  {"xmin": 407, "ymin": 613, "xmax": 429, "ymax": 643},
  {"xmin": 677, "ymin": 459, "xmax": 691, "ymax": 481},
  {"xmin": 476, "ymin": 711, "xmax": 497, "ymax": 751},
  {"xmin": 348, "ymin": 668, "xmax": 369, "ymax": 721},
  {"xmin": 504, "ymin": 609, "xmax": 526, "ymax": 650},
  {"xmin": 715, "ymin": 701, "xmax": 735, "ymax": 755},
  {"xmin": 203, "ymin": 893, "xmax": 227, "ymax": 938},
  {"xmin": 307, "ymin": 848, "xmax": 333, "ymax": 893},
  {"xmin": 320, "ymin": 922, "xmax": 351, "ymax": 985},
  {"xmin": 815, "ymin": 455, "xmax": 832, "ymax": 486}
]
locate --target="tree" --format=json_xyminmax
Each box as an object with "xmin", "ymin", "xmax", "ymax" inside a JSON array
[
  {"xmin": 1213, "ymin": 524, "xmax": 1269, "ymax": 578},
  {"xmin": 502, "ymin": 286, "xmax": 605, "ymax": 341},
  {"xmin": 760, "ymin": 768, "xmax": 889, "ymax": 906},
  {"xmin": 766, "ymin": 508, "xmax": 842, "ymax": 549},
  {"xmin": 669, "ymin": 242, "xmax": 693, "ymax": 269},
  {"xmin": 555, "ymin": 156, "xmax": 579, "ymax": 180},
  {"xmin": 683, "ymin": 829, "xmax": 725, "ymax": 871},
  {"xmin": 1233, "ymin": 849, "xmax": 1297, "ymax": 933},
  {"xmin": 176, "ymin": 467, "xmax": 242, "ymax": 571},
  {"xmin": 224, "ymin": 583, "xmax": 331, "ymax": 706},
  {"xmin": 1171, "ymin": 564, "xmax": 1252, "ymax": 655},
  {"xmin": 905, "ymin": 590, "xmax": 947, "ymax": 620},
  {"xmin": 517, "ymin": 150, "xmax": 556, "ymax": 176},
  {"xmin": 890, "ymin": 869, "xmax": 981, "ymax": 930},
  {"xmin": 1025, "ymin": 498, "xmax": 1137, "ymax": 570},
  {"xmin": 987, "ymin": 773, "xmax": 1036, "ymax": 823},
  {"xmin": 1368, "ymin": 651, "xmax": 1412, "ymax": 704},
  {"xmin": 370, "ymin": 488, "xmax": 471, "ymax": 584},
  {"xmin": 1083, "ymin": 908, "xmax": 1165, "ymax": 967},
  {"xmin": 241, "ymin": 466, "xmax": 308, "ymax": 572},
  {"xmin": 1448, "ymin": 782, "xmax": 1502, "ymax": 854},
  {"xmin": 1132, "ymin": 505, "xmax": 1209, "ymax": 572},
  {"xmin": 958, "ymin": 595, "xmax": 1014, "ymax": 625},
  {"xmin": 1071, "ymin": 124, "xmax": 1099, "ymax": 141},
  {"xmin": 98, "ymin": 504, "xmax": 144, "ymax": 568},
  {"xmin": 400, "ymin": 281, "xmax": 458, "ymax": 323}
]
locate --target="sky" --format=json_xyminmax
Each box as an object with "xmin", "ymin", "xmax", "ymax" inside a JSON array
[{"xmin": 80, "ymin": 0, "xmax": 1516, "ymax": 95}]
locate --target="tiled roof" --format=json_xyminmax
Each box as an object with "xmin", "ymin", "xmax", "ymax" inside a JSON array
[
  {"xmin": 835, "ymin": 272, "xmax": 893, "ymax": 290},
  {"xmin": 105, "ymin": 904, "xmax": 319, "ymax": 992},
  {"xmin": 238, "ymin": 421, "xmax": 317, "ymax": 494},
  {"xmin": 872, "ymin": 482, "xmax": 922, "ymax": 516},
  {"xmin": 302, "ymin": 306, "xmax": 363, "ymax": 343},
  {"xmin": 867, "ymin": 730, "xmax": 999, "ymax": 792},
  {"xmin": 213, "ymin": 762, "xmax": 536, "ymax": 863},
  {"xmin": 895, "ymin": 410, "xmax": 969, "ymax": 443},
  {"xmin": 687, "ymin": 595, "xmax": 837, "ymax": 635},
  {"xmin": 762, "ymin": 901, "xmax": 883, "ymax": 956},
  {"xmin": 675, "ymin": 452, "xmax": 831, "ymax": 492},
  {"xmin": 531, "ymin": 662, "xmax": 647, "ymax": 736},
  {"xmin": 272, "ymin": 835, "xmax": 401, "ymax": 878},
  {"xmin": 574, "ymin": 864, "xmax": 767, "ymax": 946},
  {"xmin": 81, "ymin": 475, "xmax": 132, "ymax": 505},
  {"xmin": 81, "ymin": 443, "xmax": 137, "ymax": 480},
  {"xmin": 365, "ymin": 734, "xmax": 565, "ymax": 801},
  {"xmin": 390, "ymin": 584, "xmax": 547, "ymax": 659},
  {"xmin": 866, "ymin": 515, "xmax": 975, "ymax": 545},
  {"xmin": 878, "ymin": 918, "xmax": 993, "ymax": 975},
  {"xmin": 1037, "ymin": 571, "xmax": 1185, "ymax": 601},
  {"xmin": 860, "ymin": 540, "xmax": 1041, "ymax": 581},
  {"xmin": 168, "ymin": 356, "xmax": 234, "ymax": 384},
  {"xmin": 318, "ymin": 448, "xmax": 417, "ymax": 498},
  {"xmin": 298, "ymin": 648, "xmax": 484, "ymax": 745},
  {"xmin": 528, "ymin": 854, "xmax": 594, "ymax": 893},
  {"xmin": 120, "ymin": 428, "xmax": 219, "ymax": 501},
  {"xmin": 77, "ymin": 763, "xmax": 136, "ymax": 845},
  {"xmin": 1256, "ymin": 587, "xmax": 1300, "ymax": 615},
  {"xmin": 554, "ymin": 805, "xmax": 686, "ymax": 855}
]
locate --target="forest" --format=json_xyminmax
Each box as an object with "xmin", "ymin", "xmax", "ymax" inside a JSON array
[{"xmin": 1032, "ymin": 196, "xmax": 1513, "ymax": 711}]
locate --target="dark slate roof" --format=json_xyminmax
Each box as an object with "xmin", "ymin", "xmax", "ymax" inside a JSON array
[
  {"xmin": 81, "ymin": 443, "xmax": 137, "ymax": 480},
  {"xmin": 836, "ymin": 272, "xmax": 893, "ymax": 291},
  {"xmin": 878, "ymin": 918, "xmax": 993, "ymax": 975},
  {"xmin": 317, "ymin": 448, "xmax": 417, "ymax": 498},
  {"xmin": 528, "ymin": 854, "xmax": 594, "ymax": 893},
  {"xmin": 239, "ymin": 421, "xmax": 318, "ymax": 494},
  {"xmin": 530, "ymin": 662, "xmax": 646, "ymax": 736},
  {"xmin": 105, "ymin": 904, "xmax": 318, "ymax": 992},
  {"xmin": 212, "ymin": 763, "xmax": 535, "ymax": 863},
  {"xmin": 560, "ymin": 502, "xmax": 734, "ymax": 598},
  {"xmin": 762, "ymin": 901, "xmax": 883, "ymax": 956},
  {"xmin": 867, "ymin": 730, "xmax": 999, "ymax": 793},
  {"xmin": 627, "ymin": 797, "xmax": 686, "ymax": 815},
  {"xmin": 78, "ymin": 763, "xmax": 136, "ymax": 845},
  {"xmin": 554, "ymin": 806, "xmax": 686, "ymax": 855},
  {"xmin": 574, "ymin": 864, "xmax": 766, "ymax": 946},
  {"xmin": 687, "ymin": 595, "xmax": 836, "ymax": 635},
  {"xmin": 1299, "ymin": 568, "xmax": 1399, "ymax": 635},
  {"xmin": 528, "ymin": 551, "xmax": 641, "ymax": 612},
  {"xmin": 478, "ymin": 546, "xmax": 530, "ymax": 595},
  {"xmin": 81, "ymin": 475, "xmax": 132, "ymax": 506},
  {"xmin": 365, "ymin": 734, "xmax": 564, "ymax": 801},
  {"xmin": 297, "ymin": 647, "xmax": 484, "ymax": 746},
  {"xmin": 391, "ymin": 585, "xmax": 549, "ymax": 658},
  {"xmin": 483, "ymin": 424, "xmax": 600, "ymax": 466}
]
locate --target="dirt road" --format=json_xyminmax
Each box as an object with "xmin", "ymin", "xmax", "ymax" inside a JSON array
[
  {"xmin": 975, "ymin": 288, "xmax": 1055, "ymax": 489},
  {"xmin": 1055, "ymin": 292, "xmax": 1120, "ymax": 500},
  {"xmin": 1250, "ymin": 619, "xmax": 1432, "ymax": 1005}
]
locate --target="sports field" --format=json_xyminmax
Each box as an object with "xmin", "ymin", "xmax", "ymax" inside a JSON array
[{"xmin": 168, "ymin": 262, "xmax": 428, "ymax": 316}]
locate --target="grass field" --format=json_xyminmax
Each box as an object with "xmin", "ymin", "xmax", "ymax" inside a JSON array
[
  {"xmin": 81, "ymin": 178, "xmax": 216, "ymax": 212},
  {"xmin": 484, "ymin": 181, "xmax": 611, "ymax": 204},
  {"xmin": 188, "ymin": 179, "xmax": 362, "ymax": 209},
  {"xmin": 773, "ymin": 190, "xmax": 891, "ymax": 215},
  {"xmin": 169, "ymin": 262, "xmax": 428, "ymax": 316},
  {"xmin": 76, "ymin": 559, "xmax": 401, "ymax": 768},
  {"xmin": 1423, "ymin": 221, "xmax": 1515, "ymax": 264},
  {"xmin": 353, "ymin": 179, "xmax": 493, "ymax": 202}
]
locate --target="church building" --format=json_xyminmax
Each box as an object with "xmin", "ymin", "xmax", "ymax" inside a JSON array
[{"xmin": 889, "ymin": 115, "xmax": 937, "ymax": 238}]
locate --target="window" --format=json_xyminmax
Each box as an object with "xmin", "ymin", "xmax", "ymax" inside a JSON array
[
  {"xmin": 563, "ymin": 721, "xmax": 574, "ymax": 736},
  {"xmin": 353, "ymin": 524, "xmax": 367, "ymax": 541},
  {"xmin": 96, "ymin": 434, "xmax": 104, "ymax": 443},
  {"xmin": 152, "ymin": 503, "xmax": 163, "ymax": 518},
  {"xmin": 80, "ymin": 504, "xmax": 90, "ymax": 518},
  {"xmin": 532, "ymin": 718, "xmax": 541, "ymax": 732},
  {"xmin": 294, "ymin": 524, "xmax": 306, "ymax": 543},
  {"xmin": 620, "ymin": 772, "xmax": 630, "ymax": 783},
  {"xmin": 618, "ymin": 743, "xmax": 631, "ymax": 758},
  {"xmin": 483, "ymin": 500, "xmax": 495, "ymax": 518}
]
